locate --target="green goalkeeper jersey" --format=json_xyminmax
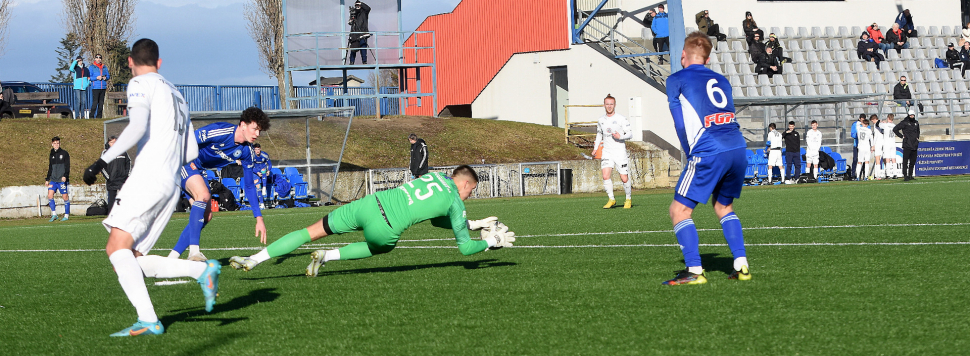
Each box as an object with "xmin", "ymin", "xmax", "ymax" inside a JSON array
[{"xmin": 373, "ymin": 172, "xmax": 488, "ymax": 255}]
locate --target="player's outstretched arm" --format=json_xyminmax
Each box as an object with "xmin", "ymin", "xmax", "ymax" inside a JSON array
[
  {"xmin": 84, "ymin": 107, "xmax": 150, "ymax": 185},
  {"xmin": 242, "ymin": 164, "xmax": 267, "ymax": 243}
]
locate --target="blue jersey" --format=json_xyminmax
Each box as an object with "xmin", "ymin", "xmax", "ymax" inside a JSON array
[
  {"xmin": 667, "ymin": 64, "xmax": 746, "ymax": 157},
  {"xmin": 194, "ymin": 122, "xmax": 257, "ymax": 169},
  {"xmin": 252, "ymin": 151, "xmax": 271, "ymax": 176}
]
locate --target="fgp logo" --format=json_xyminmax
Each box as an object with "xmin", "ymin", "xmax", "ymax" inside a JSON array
[{"xmin": 704, "ymin": 112, "xmax": 735, "ymax": 128}]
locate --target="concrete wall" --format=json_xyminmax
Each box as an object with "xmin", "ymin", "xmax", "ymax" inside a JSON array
[
  {"xmin": 471, "ymin": 44, "xmax": 679, "ymax": 153},
  {"xmin": 0, "ymin": 184, "xmax": 106, "ymax": 219}
]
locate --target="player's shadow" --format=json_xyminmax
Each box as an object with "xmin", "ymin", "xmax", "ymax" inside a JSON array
[
  {"xmin": 175, "ymin": 332, "xmax": 248, "ymax": 356},
  {"xmin": 216, "ymin": 252, "xmax": 312, "ymax": 268},
  {"xmin": 699, "ymin": 253, "xmax": 736, "ymax": 276},
  {"xmin": 161, "ymin": 288, "xmax": 281, "ymax": 326},
  {"xmin": 239, "ymin": 259, "xmax": 516, "ymax": 280}
]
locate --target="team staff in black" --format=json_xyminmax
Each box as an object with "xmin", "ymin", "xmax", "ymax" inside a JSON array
[
  {"xmin": 408, "ymin": 133, "xmax": 429, "ymax": 179},
  {"xmin": 45, "ymin": 136, "xmax": 71, "ymax": 222},
  {"xmin": 782, "ymin": 121, "xmax": 801, "ymax": 183},
  {"xmin": 892, "ymin": 110, "xmax": 921, "ymax": 181},
  {"xmin": 101, "ymin": 135, "xmax": 132, "ymax": 214}
]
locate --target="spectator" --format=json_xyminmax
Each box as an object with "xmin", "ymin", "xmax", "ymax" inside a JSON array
[
  {"xmin": 755, "ymin": 46, "xmax": 782, "ymax": 78},
  {"xmin": 894, "ymin": 9, "xmax": 916, "ymax": 38},
  {"xmin": 765, "ymin": 123, "xmax": 784, "ymax": 184},
  {"xmin": 69, "ymin": 55, "xmax": 91, "ymax": 119},
  {"xmin": 850, "ymin": 114, "xmax": 865, "ymax": 179},
  {"xmin": 765, "ymin": 33, "xmax": 791, "ymax": 63},
  {"xmin": 409, "ymin": 133, "xmax": 429, "ymax": 179},
  {"xmin": 348, "ymin": 0, "xmax": 371, "ymax": 65},
  {"xmin": 643, "ymin": 9, "xmax": 656, "ymax": 33},
  {"xmin": 892, "ymin": 76, "xmax": 922, "ymax": 113},
  {"xmin": 651, "ymin": 4, "xmax": 670, "ymax": 64},
  {"xmin": 0, "ymin": 89, "xmax": 12, "ymax": 118},
  {"xmin": 857, "ymin": 32, "xmax": 884, "ymax": 69},
  {"xmin": 88, "ymin": 54, "xmax": 110, "ymax": 119},
  {"xmin": 946, "ymin": 43, "xmax": 965, "ymax": 77},
  {"xmin": 960, "ymin": 41, "xmax": 970, "ymax": 78},
  {"xmin": 45, "ymin": 136, "xmax": 71, "ymax": 222},
  {"xmin": 867, "ymin": 23, "xmax": 893, "ymax": 54},
  {"xmin": 742, "ymin": 11, "xmax": 764, "ymax": 47},
  {"xmin": 885, "ymin": 23, "xmax": 909, "ymax": 54},
  {"xmin": 892, "ymin": 110, "xmax": 920, "ymax": 181},
  {"xmin": 100, "ymin": 136, "xmax": 130, "ymax": 215},
  {"xmin": 782, "ymin": 121, "xmax": 801, "ymax": 184},
  {"xmin": 695, "ymin": 10, "xmax": 726, "ymax": 42},
  {"xmin": 961, "ymin": 23, "xmax": 970, "ymax": 47},
  {"xmin": 748, "ymin": 32, "xmax": 766, "ymax": 62}
]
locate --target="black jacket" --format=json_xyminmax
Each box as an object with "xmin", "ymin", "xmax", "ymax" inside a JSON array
[
  {"xmin": 961, "ymin": 47, "xmax": 970, "ymax": 61},
  {"xmin": 349, "ymin": 1, "xmax": 371, "ymax": 41},
  {"xmin": 885, "ymin": 29, "xmax": 907, "ymax": 46},
  {"xmin": 893, "ymin": 82, "xmax": 912, "ymax": 100},
  {"xmin": 782, "ymin": 129, "xmax": 800, "ymax": 152},
  {"xmin": 46, "ymin": 148, "xmax": 70, "ymax": 183},
  {"xmin": 893, "ymin": 116, "xmax": 920, "ymax": 150},
  {"xmin": 409, "ymin": 138, "xmax": 429, "ymax": 177},
  {"xmin": 748, "ymin": 41, "xmax": 766, "ymax": 62},
  {"xmin": 101, "ymin": 146, "xmax": 131, "ymax": 191},
  {"xmin": 946, "ymin": 48, "xmax": 961, "ymax": 62},
  {"xmin": 858, "ymin": 40, "xmax": 879, "ymax": 58}
]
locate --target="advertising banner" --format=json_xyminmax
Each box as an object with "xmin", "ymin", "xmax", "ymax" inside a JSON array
[{"xmin": 914, "ymin": 141, "xmax": 970, "ymax": 176}]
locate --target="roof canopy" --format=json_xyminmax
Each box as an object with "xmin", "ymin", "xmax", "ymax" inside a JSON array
[{"xmin": 735, "ymin": 94, "xmax": 882, "ymax": 107}]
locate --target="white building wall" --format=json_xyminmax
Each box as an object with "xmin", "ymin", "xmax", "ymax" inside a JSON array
[{"xmin": 471, "ymin": 45, "xmax": 678, "ymax": 151}]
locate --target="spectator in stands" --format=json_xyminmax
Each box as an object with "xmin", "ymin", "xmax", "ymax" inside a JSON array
[
  {"xmin": 782, "ymin": 121, "xmax": 801, "ymax": 184},
  {"xmin": 742, "ymin": 11, "xmax": 764, "ymax": 47},
  {"xmin": 894, "ymin": 9, "xmax": 916, "ymax": 38},
  {"xmin": 893, "ymin": 76, "xmax": 921, "ymax": 113},
  {"xmin": 885, "ymin": 23, "xmax": 909, "ymax": 54},
  {"xmin": 857, "ymin": 32, "xmax": 884, "ymax": 69},
  {"xmin": 748, "ymin": 32, "xmax": 766, "ymax": 62},
  {"xmin": 348, "ymin": 0, "xmax": 371, "ymax": 65},
  {"xmin": 850, "ymin": 114, "xmax": 865, "ymax": 179},
  {"xmin": 867, "ymin": 23, "xmax": 892, "ymax": 55},
  {"xmin": 69, "ymin": 55, "xmax": 90, "ymax": 119},
  {"xmin": 88, "ymin": 54, "xmax": 110, "ymax": 119},
  {"xmin": 651, "ymin": 4, "xmax": 670, "ymax": 64},
  {"xmin": 643, "ymin": 9, "xmax": 655, "ymax": 32},
  {"xmin": 765, "ymin": 33, "xmax": 790, "ymax": 63},
  {"xmin": 409, "ymin": 133, "xmax": 429, "ymax": 179},
  {"xmin": 695, "ymin": 10, "xmax": 726, "ymax": 42},
  {"xmin": 961, "ymin": 23, "xmax": 970, "ymax": 47},
  {"xmin": 960, "ymin": 41, "xmax": 970, "ymax": 78},
  {"xmin": 892, "ymin": 110, "xmax": 920, "ymax": 181},
  {"xmin": 755, "ymin": 46, "xmax": 782, "ymax": 78},
  {"xmin": 946, "ymin": 43, "xmax": 965, "ymax": 77},
  {"xmin": 100, "ymin": 136, "xmax": 131, "ymax": 215}
]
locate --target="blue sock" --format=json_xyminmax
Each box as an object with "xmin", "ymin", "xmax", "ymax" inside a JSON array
[
  {"xmin": 720, "ymin": 213, "xmax": 746, "ymax": 258},
  {"xmin": 48, "ymin": 199, "xmax": 55, "ymax": 213},
  {"xmin": 173, "ymin": 201, "xmax": 207, "ymax": 254},
  {"xmin": 64, "ymin": 201, "xmax": 70, "ymax": 215},
  {"xmin": 674, "ymin": 219, "xmax": 701, "ymax": 268}
]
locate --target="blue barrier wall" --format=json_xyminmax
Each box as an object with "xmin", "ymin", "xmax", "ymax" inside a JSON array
[{"xmin": 31, "ymin": 83, "xmax": 399, "ymax": 116}]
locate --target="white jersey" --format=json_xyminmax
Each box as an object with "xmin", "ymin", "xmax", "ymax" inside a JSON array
[
  {"xmin": 125, "ymin": 72, "xmax": 192, "ymax": 183},
  {"xmin": 857, "ymin": 126, "xmax": 873, "ymax": 149},
  {"xmin": 882, "ymin": 122, "xmax": 897, "ymax": 143},
  {"xmin": 594, "ymin": 113, "xmax": 632, "ymax": 157},
  {"xmin": 806, "ymin": 129, "xmax": 822, "ymax": 152},
  {"xmin": 767, "ymin": 130, "xmax": 783, "ymax": 148},
  {"xmin": 871, "ymin": 124, "xmax": 885, "ymax": 148}
]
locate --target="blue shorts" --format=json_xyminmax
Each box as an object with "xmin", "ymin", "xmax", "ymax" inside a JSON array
[
  {"xmin": 674, "ymin": 148, "xmax": 746, "ymax": 209},
  {"xmin": 179, "ymin": 160, "xmax": 209, "ymax": 199},
  {"xmin": 48, "ymin": 181, "xmax": 68, "ymax": 195}
]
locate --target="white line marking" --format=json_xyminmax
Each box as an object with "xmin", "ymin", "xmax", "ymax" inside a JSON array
[{"xmin": 154, "ymin": 280, "xmax": 191, "ymax": 286}]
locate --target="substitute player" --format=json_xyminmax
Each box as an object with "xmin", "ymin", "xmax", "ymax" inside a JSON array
[
  {"xmin": 805, "ymin": 120, "xmax": 822, "ymax": 180},
  {"xmin": 882, "ymin": 114, "xmax": 899, "ymax": 179},
  {"xmin": 593, "ymin": 94, "xmax": 634, "ymax": 209},
  {"xmin": 856, "ymin": 117, "xmax": 873, "ymax": 181},
  {"xmin": 45, "ymin": 137, "xmax": 71, "ymax": 222},
  {"xmin": 81, "ymin": 38, "xmax": 221, "ymax": 337},
  {"xmin": 870, "ymin": 115, "xmax": 885, "ymax": 179},
  {"xmin": 252, "ymin": 143, "xmax": 272, "ymax": 208},
  {"xmin": 662, "ymin": 32, "xmax": 750, "ymax": 285},
  {"xmin": 229, "ymin": 166, "xmax": 515, "ymax": 276},
  {"xmin": 765, "ymin": 123, "xmax": 784, "ymax": 184},
  {"xmin": 167, "ymin": 107, "xmax": 271, "ymax": 261}
]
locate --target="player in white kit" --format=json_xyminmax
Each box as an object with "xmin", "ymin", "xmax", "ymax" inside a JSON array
[
  {"xmin": 81, "ymin": 39, "xmax": 221, "ymax": 337},
  {"xmin": 869, "ymin": 115, "xmax": 885, "ymax": 179},
  {"xmin": 882, "ymin": 114, "xmax": 899, "ymax": 179},
  {"xmin": 592, "ymin": 94, "xmax": 633, "ymax": 209},
  {"xmin": 855, "ymin": 118, "xmax": 873, "ymax": 181},
  {"xmin": 805, "ymin": 120, "xmax": 823, "ymax": 180},
  {"xmin": 765, "ymin": 123, "xmax": 784, "ymax": 184}
]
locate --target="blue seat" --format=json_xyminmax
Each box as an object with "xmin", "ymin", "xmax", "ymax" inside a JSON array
[
  {"xmin": 755, "ymin": 149, "xmax": 765, "ymax": 158},
  {"xmin": 204, "ymin": 170, "xmax": 218, "ymax": 182},
  {"xmin": 821, "ymin": 146, "xmax": 833, "ymax": 154},
  {"xmin": 756, "ymin": 163, "xmax": 769, "ymax": 183},
  {"xmin": 272, "ymin": 168, "xmax": 285, "ymax": 179},
  {"xmin": 288, "ymin": 174, "xmax": 309, "ymax": 200},
  {"xmin": 221, "ymin": 178, "xmax": 242, "ymax": 204},
  {"xmin": 744, "ymin": 163, "xmax": 756, "ymax": 184},
  {"xmin": 800, "ymin": 147, "xmax": 806, "ymax": 156}
]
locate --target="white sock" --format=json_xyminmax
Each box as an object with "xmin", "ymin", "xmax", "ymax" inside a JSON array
[
  {"xmin": 779, "ymin": 167, "xmax": 785, "ymax": 181},
  {"xmin": 622, "ymin": 180, "xmax": 632, "ymax": 200},
  {"xmin": 108, "ymin": 249, "xmax": 158, "ymax": 323},
  {"xmin": 324, "ymin": 249, "xmax": 341, "ymax": 262},
  {"xmin": 189, "ymin": 245, "xmax": 200, "ymax": 255},
  {"xmin": 251, "ymin": 249, "xmax": 271, "ymax": 264},
  {"xmin": 687, "ymin": 266, "xmax": 704, "ymax": 274},
  {"xmin": 603, "ymin": 179, "xmax": 614, "ymax": 200},
  {"xmin": 167, "ymin": 250, "xmax": 181, "ymax": 259},
  {"xmin": 767, "ymin": 168, "xmax": 773, "ymax": 183},
  {"xmin": 813, "ymin": 167, "xmax": 818, "ymax": 179},
  {"xmin": 734, "ymin": 256, "xmax": 749, "ymax": 271},
  {"xmin": 137, "ymin": 255, "xmax": 206, "ymax": 279},
  {"xmin": 856, "ymin": 163, "xmax": 863, "ymax": 179}
]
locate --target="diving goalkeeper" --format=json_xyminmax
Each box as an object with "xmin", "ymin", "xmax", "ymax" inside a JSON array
[{"xmin": 229, "ymin": 165, "xmax": 515, "ymax": 276}]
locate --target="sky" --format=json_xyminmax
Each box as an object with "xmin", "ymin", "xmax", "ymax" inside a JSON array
[{"xmin": 0, "ymin": 0, "xmax": 460, "ymax": 86}]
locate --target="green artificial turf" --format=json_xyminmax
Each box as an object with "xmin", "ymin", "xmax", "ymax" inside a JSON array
[{"xmin": 1, "ymin": 176, "xmax": 968, "ymax": 355}]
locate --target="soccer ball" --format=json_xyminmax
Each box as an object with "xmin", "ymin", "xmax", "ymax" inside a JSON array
[{"xmin": 480, "ymin": 221, "xmax": 508, "ymax": 240}]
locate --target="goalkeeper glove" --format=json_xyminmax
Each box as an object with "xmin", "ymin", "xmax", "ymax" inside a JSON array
[
  {"xmin": 467, "ymin": 216, "xmax": 498, "ymax": 231},
  {"xmin": 488, "ymin": 230, "xmax": 516, "ymax": 250},
  {"xmin": 83, "ymin": 159, "xmax": 107, "ymax": 185}
]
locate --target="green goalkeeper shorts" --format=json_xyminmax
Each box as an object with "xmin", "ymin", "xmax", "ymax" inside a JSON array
[{"xmin": 325, "ymin": 195, "xmax": 401, "ymax": 254}]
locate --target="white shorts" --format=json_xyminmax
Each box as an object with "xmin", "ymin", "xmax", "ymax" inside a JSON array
[
  {"xmin": 805, "ymin": 151, "xmax": 820, "ymax": 165},
  {"xmin": 601, "ymin": 153, "xmax": 630, "ymax": 175},
  {"xmin": 872, "ymin": 144, "xmax": 883, "ymax": 157},
  {"xmin": 102, "ymin": 173, "xmax": 180, "ymax": 255},
  {"xmin": 767, "ymin": 150, "xmax": 783, "ymax": 166},
  {"xmin": 858, "ymin": 148, "xmax": 872, "ymax": 162},
  {"xmin": 884, "ymin": 144, "xmax": 897, "ymax": 158}
]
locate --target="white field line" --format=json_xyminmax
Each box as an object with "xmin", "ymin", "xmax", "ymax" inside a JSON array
[{"xmin": 0, "ymin": 210, "xmax": 326, "ymax": 231}]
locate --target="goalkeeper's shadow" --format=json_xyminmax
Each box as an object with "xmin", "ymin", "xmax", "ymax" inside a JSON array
[{"xmin": 239, "ymin": 259, "xmax": 516, "ymax": 280}]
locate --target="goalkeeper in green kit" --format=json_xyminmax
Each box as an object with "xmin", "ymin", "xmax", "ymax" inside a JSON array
[{"xmin": 229, "ymin": 165, "xmax": 515, "ymax": 276}]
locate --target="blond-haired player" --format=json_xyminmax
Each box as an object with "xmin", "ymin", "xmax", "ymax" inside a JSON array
[{"xmin": 592, "ymin": 94, "xmax": 633, "ymax": 208}]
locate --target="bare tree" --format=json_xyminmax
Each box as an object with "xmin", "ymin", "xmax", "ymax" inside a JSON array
[
  {"xmin": 0, "ymin": 0, "xmax": 11, "ymax": 56},
  {"xmin": 61, "ymin": 0, "xmax": 137, "ymax": 88},
  {"xmin": 245, "ymin": 0, "xmax": 293, "ymax": 109},
  {"xmin": 367, "ymin": 69, "xmax": 400, "ymax": 89}
]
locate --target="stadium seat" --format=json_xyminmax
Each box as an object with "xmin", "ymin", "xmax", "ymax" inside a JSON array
[
  {"xmin": 811, "ymin": 27, "xmax": 822, "ymax": 38},
  {"xmin": 286, "ymin": 171, "xmax": 310, "ymax": 200},
  {"xmin": 838, "ymin": 26, "xmax": 850, "ymax": 38},
  {"xmin": 941, "ymin": 26, "xmax": 952, "ymax": 37},
  {"xmin": 222, "ymin": 178, "xmax": 242, "ymax": 204},
  {"xmin": 821, "ymin": 146, "xmax": 832, "ymax": 154},
  {"xmin": 728, "ymin": 27, "xmax": 742, "ymax": 39},
  {"xmin": 205, "ymin": 170, "xmax": 218, "ymax": 182},
  {"xmin": 784, "ymin": 27, "xmax": 796, "ymax": 39},
  {"xmin": 851, "ymin": 26, "xmax": 862, "ymax": 37}
]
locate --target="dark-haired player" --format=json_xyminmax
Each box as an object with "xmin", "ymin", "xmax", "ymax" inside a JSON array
[
  {"xmin": 167, "ymin": 107, "xmax": 272, "ymax": 261},
  {"xmin": 662, "ymin": 32, "xmax": 750, "ymax": 285},
  {"xmin": 229, "ymin": 165, "xmax": 515, "ymax": 276},
  {"xmin": 82, "ymin": 38, "xmax": 221, "ymax": 336},
  {"xmin": 45, "ymin": 136, "xmax": 71, "ymax": 222}
]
